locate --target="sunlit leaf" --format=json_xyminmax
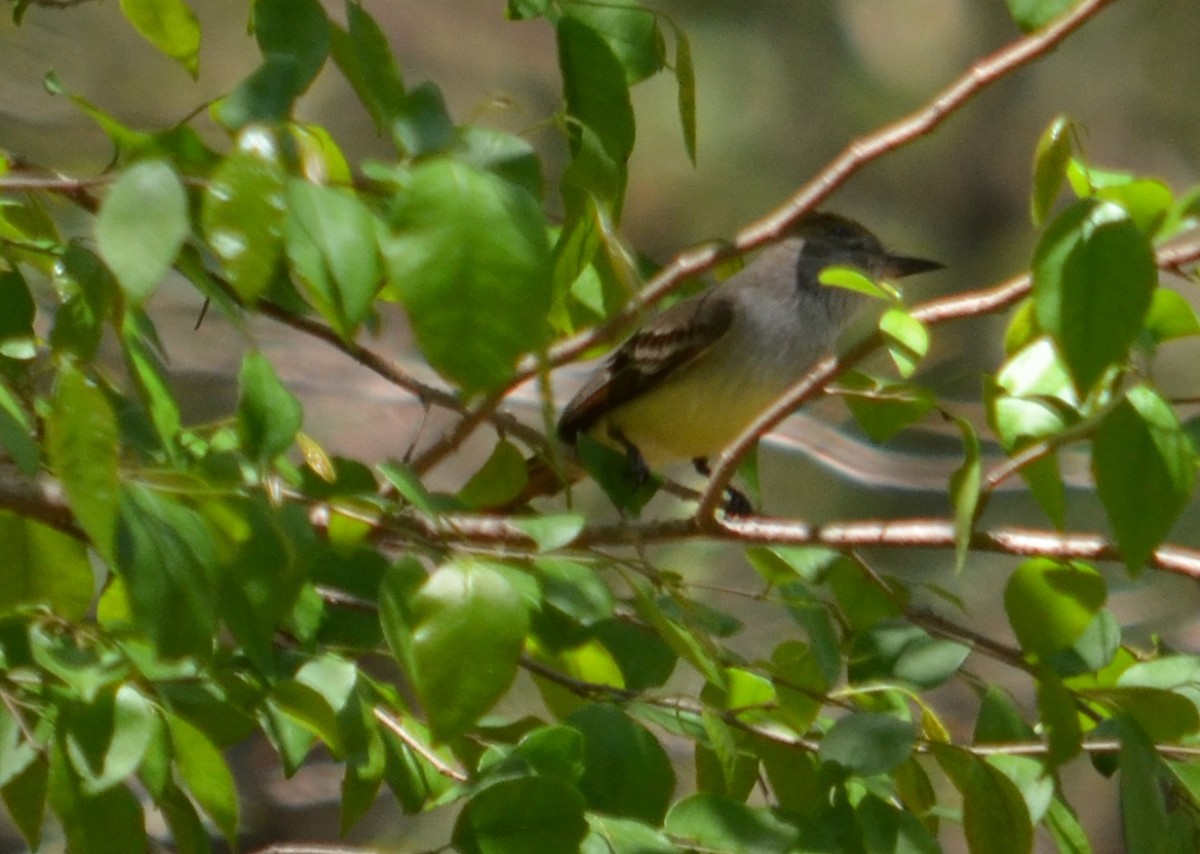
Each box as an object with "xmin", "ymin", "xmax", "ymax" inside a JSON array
[
  {"xmin": 1093, "ymin": 385, "xmax": 1195, "ymax": 574},
  {"xmin": 118, "ymin": 0, "xmax": 201, "ymax": 76}
]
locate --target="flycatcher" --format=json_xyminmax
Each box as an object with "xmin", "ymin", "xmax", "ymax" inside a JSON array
[{"xmin": 521, "ymin": 212, "xmax": 942, "ymax": 508}]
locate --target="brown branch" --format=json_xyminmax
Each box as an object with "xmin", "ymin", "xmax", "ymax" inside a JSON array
[
  {"xmin": 0, "ymin": 464, "xmax": 83, "ymax": 538},
  {"xmin": 366, "ymin": 507, "xmax": 1200, "ymax": 582}
]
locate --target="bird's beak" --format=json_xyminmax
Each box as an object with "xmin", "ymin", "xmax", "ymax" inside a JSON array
[{"xmin": 885, "ymin": 254, "xmax": 944, "ymax": 278}]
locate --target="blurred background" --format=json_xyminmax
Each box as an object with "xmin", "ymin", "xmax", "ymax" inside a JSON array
[{"xmin": 3, "ymin": 0, "xmax": 1200, "ymax": 851}]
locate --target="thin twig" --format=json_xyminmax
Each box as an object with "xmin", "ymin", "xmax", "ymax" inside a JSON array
[{"xmin": 371, "ymin": 707, "xmax": 469, "ymax": 783}]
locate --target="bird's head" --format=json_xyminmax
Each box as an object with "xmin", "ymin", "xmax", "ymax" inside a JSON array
[{"xmin": 792, "ymin": 211, "xmax": 943, "ymax": 285}]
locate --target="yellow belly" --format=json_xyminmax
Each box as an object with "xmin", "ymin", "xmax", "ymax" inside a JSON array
[{"xmin": 596, "ymin": 370, "xmax": 786, "ymax": 466}]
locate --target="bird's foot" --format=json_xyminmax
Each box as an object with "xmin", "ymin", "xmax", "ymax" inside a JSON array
[{"xmin": 722, "ymin": 487, "xmax": 754, "ymax": 517}]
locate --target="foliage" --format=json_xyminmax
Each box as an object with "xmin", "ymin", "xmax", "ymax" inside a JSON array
[{"xmin": 1, "ymin": 0, "xmax": 1199, "ymax": 852}]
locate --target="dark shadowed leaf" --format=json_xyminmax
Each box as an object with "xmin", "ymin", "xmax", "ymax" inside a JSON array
[
  {"xmin": 453, "ymin": 775, "xmax": 588, "ymax": 854},
  {"xmin": 569, "ymin": 703, "xmax": 674, "ymax": 824},
  {"xmin": 237, "ymin": 351, "xmax": 303, "ymax": 464},
  {"xmin": 665, "ymin": 794, "xmax": 798, "ymax": 854},
  {"xmin": 820, "ymin": 712, "xmax": 917, "ymax": 776}
]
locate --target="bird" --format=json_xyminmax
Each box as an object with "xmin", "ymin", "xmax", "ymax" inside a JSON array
[{"xmin": 515, "ymin": 211, "xmax": 942, "ymax": 512}]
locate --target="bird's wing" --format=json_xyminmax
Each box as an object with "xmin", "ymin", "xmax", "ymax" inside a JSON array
[{"xmin": 558, "ymin": 292, "xmax": 735, "ymax": 442}]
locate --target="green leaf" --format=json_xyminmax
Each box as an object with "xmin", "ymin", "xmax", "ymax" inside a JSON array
[
  {"xmin": 0, "ymin": 513, "xmax": 93, "ymax": 620},
  {"xmin": 212, "ymin": 499, "xmax": 305, "ymax": 662},
  {"xmin": 565, "ymin": 0, "xmax": 664, "ymax": 85},
  {"xmin": 569, "ymin": 703, "xmax": 674, "ymax": 824},
  {"xmin": 512, "ymin": 514, "xmax": 586, "ymax": 552},
  {"xmin": 1093, "ymin": 686, "xmax": 1200, "ymax": 742},
  {"xmin": 1037, "ymin": 668, "xmax": 1083, "ymax": 766},
  {"xmin": 213, "ymin": 0, "xmax": 328, "ymax": 127},
  {"xmin": 669, "ymin": 21, "xmax": 697, "ymax": 165},
  {"xmin": 0, "ymin": 379, "xmax": 37, "ymax": 475},
  {"xmin": 0, "ymin": 269, "xmax": 36, "ymax": 360},
  {"xmin": 880, "ymin": 307, "xmax": 929, "ymax": 378},
  {"xmin": 1004, "ymin": 558, "xmax": 1106, "ymax": 661},
  {"xmin": 117, "ymin": 0, "xmax": 201, "ymax": 76},
  {"xmin": 949, "ymin": 415, "xmax": 982, "ymax": 573},
  {"xmin": 934, "ymin": 744, "xmax": 1033, "ymax": 854},
  {"xmin": 285, "ymin": 180, "xmax": 382, "ymax": 338},
  {"xmin": 391, "ymin": 81, "xmax": 457, "ymax": 158},
  {"xmin": 1117, "ymin": 717, "xmax": 1192, "ymax": 854},
  {"xmin": 329, "ymin": 1, "xmax": 406, "ymax": 134},
  {"xmin": 628, "ymin": 576, "xmax": 723, "ymax": 687},
  {"xmin": 986, "ymin": 754, "xmax": 1055, "ymax": 825},
  {"xmin": 459, "ymin": 440, "xmax": 529, "ymax": 509},
  {"xmin": 848, "ymin": 620, "xmax": 970, "ymax": 690},
  {"xmin": 453, "ymin": 776, "xmax": 588, "ymax": 854},
  {"xmin": 1032, "ymin": 199, "xmax": 1157, "ymax": 394},
  {"xmin": 993, "ymin": 337, "xmax": 1078, "ymax": 444},
  {"xmin": 856, "ymin": 795, "xmax": 940, "ymax": 854},
  {"xmin": 95, "ymin": 160, "xmax": 189, "ymax": 303},
  {"xmin": 48, "ymin": 745, "xmax": 147, "ymax": 854},
  {"xmin": 820, "ymin": 265, "xmax": 894, "ymax": 300},
  {"xmin": 408, "ymin": 561, "xmax": 530, "ymax": 740},
  {"xmin": 558, "ymin": 16, "xmax": 636, "ymax": 164},
  {"xmin": 381, "ymin": 159, "xmax": 552, "ymax": 393},
  {"xmin": 506, "ymin": 0, "xmax": 550, "ymax": 18},
  {"xmin": 1031, "ymin": 116, "xmax": 1074, "ymax": 225},
  {"xmin": 156, "ymin": 781, "xmax": 212, "ymax": 854},
  {"xmin": 1005, "ymin": 0, "xmax": 1075, "ymax": 32},
  {"xmin": 1144, "ymin": 288, "xmax": 1200, "ymax": 343},
  {"xmin": 1045, "ymin": 796, "xmax": 1094, "ymax": 854},
  {"xmin": 819, "ymin": 712, "xmax": 916, "ymax": 776},
  {"xmin": 583, "ymin": 814, "xmax": 677, "ymax": 854},
  {"xmin": 121, "ymin": 318, "xmax": 181, "ymax": 453},
  {"xmin": 378, "ymin": 460, "xmax": 440, "ymax": 516},
  {"xmin": 201, "ymin": 141, "xmax": 286, "ymax": 304},
  {"xmin": 975, "ymin": 684, "xmax": 1036, "ymax": 744},
  {"xmin": 166, "ymin": 712, "xmax": 239, "ymax": 846},
  {"xmin": 1097, "ymin": 178, "xmax": 1174, "ymax": 237},
  {"xmin": 255, "ymin": 0, "xmax": 329, "ymax": 83},
  {"xmin": 1, "ymin": 755, "xmax": 48, "ymax": 850},
  {"xmin": 594, "ymin": 619, "xmax": 677, "ymax": 691},
  {"xmin": 452, "ymin": 127, "xmax": 544, "ymax": 200},
  {"xmin": 533, "ymin": 557, "xmax": 613, "ymax": 628},
  {"xmin": 237, "ymin": 351, "xmax": 303, "ymax": 464},
  {"xmin": 46, "ymin": 365, "xmax": 119, "ymax": 561},
  {"xmin": 665, "ymin": 794, "xmax": 798, "ymax": 854},
  {"xmin": 575, "ymin": 433, "xmax": 659, "ymax": 515},
  {"xmin": 49, "ymin": 245, "xmax": 117, "ymax": 362},
  {"xmin": 1093, "ymin": 385, "xmax": 1195, "ymax": 574},
  {"xmin": 64, "ymin": 685, "xmax": 156, "ymax": 795},
  {"xmin": 116, "ymin": 485, "xmax": 218, "ymax": 659},
  {"xmin": 267, "ymin": 680, "xmax": 343, "ymax": 757},
  {"xmin": 839, "ymin": 372, "xmax": 936, "ymax": 443}
]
